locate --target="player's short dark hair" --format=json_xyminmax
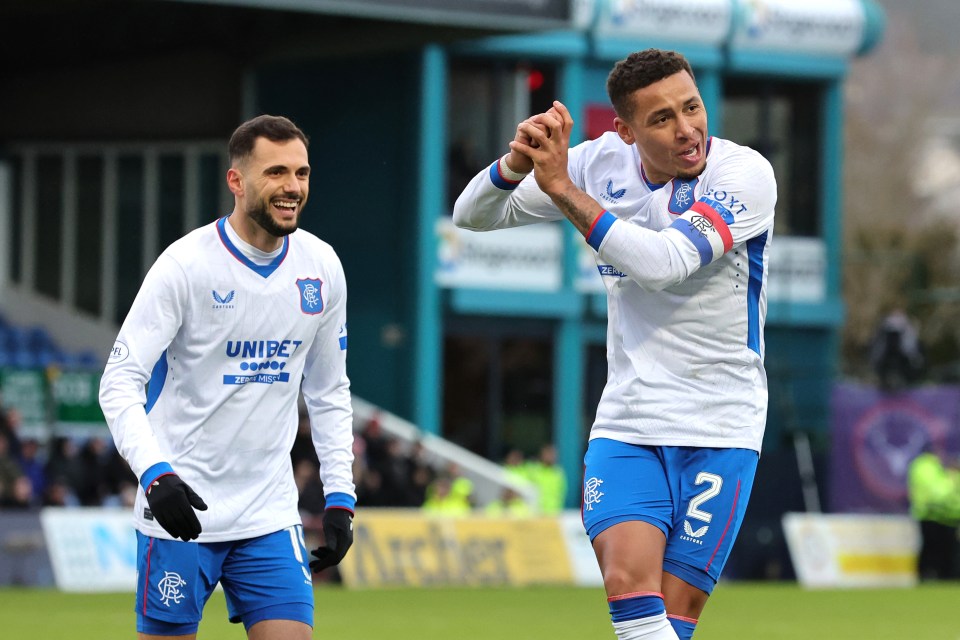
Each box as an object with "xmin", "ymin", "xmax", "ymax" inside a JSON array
[
  {"xmin": 228, "ymin": 115, "xmax": 309, "ymax": 165},
  {"xmin": 606, "ymin": 49, "xmax": 696, "ymax": 119}
]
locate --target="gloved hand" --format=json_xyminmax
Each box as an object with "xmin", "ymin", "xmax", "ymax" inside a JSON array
[
  {"xmin": 145, "ymin": 473, "xmax": 208, "ymax": 541},
  {"xmin": 310, "ymin": 507, "xmax": 354, "ymax": 572}
]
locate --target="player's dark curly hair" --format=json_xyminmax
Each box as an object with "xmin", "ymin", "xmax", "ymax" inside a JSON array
[
  {"xmin": 228, "ymin": 115, "xmax": 309, "ymax": 164},
  {"xmin": 606, "ymin": 49, "xmax": 696, "ymax": 119}
]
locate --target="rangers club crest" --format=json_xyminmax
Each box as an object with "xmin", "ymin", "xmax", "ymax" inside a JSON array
[
  {"xmin": 296, "ymin": 278, "xmax": 324, "ymax": 315},
  {"xmin": 157, "ymin": 571, "xmax": 186, "ymax": 606}
]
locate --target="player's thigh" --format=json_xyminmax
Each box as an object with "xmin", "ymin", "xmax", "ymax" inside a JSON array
[
  {"xmin": 662, "ymin": 447, "xmax": 758, "ymax": 595},
  {"xmin": 247, "ymin": 619, "xmax": 312, "ymax": 640},
  {"xmin": 220, "ymin": 526, "xmax": 315, "ymax": 631},
  {"xmin": 593, "ymin": 520, "xmax": 667, "ymax": 595}
]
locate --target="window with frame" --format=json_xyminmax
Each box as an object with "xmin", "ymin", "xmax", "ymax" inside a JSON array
[{"xmin": 722, "ymin": 78, "xmax": 823, "ymax": 237}]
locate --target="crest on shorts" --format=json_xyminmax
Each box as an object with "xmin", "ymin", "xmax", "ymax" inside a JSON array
[
  {"xmin": 583, "ymin": 477, "xmax": 604, "ymax": 511},
  {"xmin": 157, "ymin": 571, "xmax": 186, "ymax": 607},
  {"xmin": 296, "ymin": 278, "xmax": 324, "ymax": 315}
]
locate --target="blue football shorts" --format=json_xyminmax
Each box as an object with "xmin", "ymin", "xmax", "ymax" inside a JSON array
[
  {"xmin": 135, "ymin": 525, "xmax": 314, "ymax": 636},
  {"xmin": 581, "ymin": 438, "xmax": 758, "ymax": 594}
]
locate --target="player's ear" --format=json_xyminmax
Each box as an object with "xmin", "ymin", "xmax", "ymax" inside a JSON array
[
  {"xmin": 226, "ymin": 167, "xmax": 244, "ymax": 196},
  {"xmin": 614, "ymin": 117, "xmax": 635, "ymax": 146}
]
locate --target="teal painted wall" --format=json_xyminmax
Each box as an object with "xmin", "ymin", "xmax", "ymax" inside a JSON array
[{"xmin": 255, "ymin": 54, "xmax": 420, "ymax": 418}]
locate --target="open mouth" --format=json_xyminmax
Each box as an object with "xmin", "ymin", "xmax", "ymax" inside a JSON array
[
  {"xmin": 271, "ymin": 199, "xmax": 299, "ymax": 216},
  {"xmin": 678, "ymin": 143, "xmax": 702, "ymax": 165}
]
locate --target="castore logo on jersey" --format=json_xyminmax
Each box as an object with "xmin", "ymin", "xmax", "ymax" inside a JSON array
[
  {"xmin": 212, "ymin": 289, "xmax": 236, "ymax": 309},
  {"xmin": 600, "ymin": 179, "xmax": 626, "ymax": 203}
]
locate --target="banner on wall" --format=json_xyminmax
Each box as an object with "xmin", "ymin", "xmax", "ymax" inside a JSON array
[
  {"xmin": 829, "ymin": 382, "xmax": 960, "ymax": 514},
  {"xmin": 783, "ymin": 512, "xmax": 919, "ymax": 588},
  {"xmin": 730, "ymin": 0, "xmax": 865, "ymax": 56},
  {"xmin": 338, "ymin": 510, "xmax": 574, "ymax": 588},
  {"xmin": 594, "ymin": 0, "xmax": 732, "ymax": 46},
  {"xmin": 435, "ymin": 218, "xmax": 563, "ymax": 291}
]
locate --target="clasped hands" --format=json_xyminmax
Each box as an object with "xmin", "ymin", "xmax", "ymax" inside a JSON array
[{"xmin": 507, "ymin": 101, "xmax": 575, "ymax": 196}]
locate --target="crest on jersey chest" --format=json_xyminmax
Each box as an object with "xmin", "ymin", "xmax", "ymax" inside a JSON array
[
  {"xmin": 668, "ymin": 177, "xmax": 699, "ymax": 215},
  {"xmin": 296, "ymin": 278, "xmax": 324, "ymax": 315}
]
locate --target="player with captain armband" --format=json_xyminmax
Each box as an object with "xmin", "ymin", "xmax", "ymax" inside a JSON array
[{"xmin": 454, "ymin": 49, "xmax": 776, "ymax": 639}]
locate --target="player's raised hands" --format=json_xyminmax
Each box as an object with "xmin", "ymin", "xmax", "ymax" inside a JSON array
[
  {"xmin": 504, "ymin": 109, "xmax": 563, "ymax": 174},
  {"xmin": 512, "ymin": 101, "xmax": 575, "ymax": 196}
]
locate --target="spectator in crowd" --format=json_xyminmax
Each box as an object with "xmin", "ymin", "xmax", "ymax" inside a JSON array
[
  {"xmin": 870, "ymin": 307, "xmax": 925, "ymax": 391},
  {"xmin": 75, "ymin": 437, "xmax": 111, "ymax": 505},
  {"xmin": 422, "ymin": 473, "xmax": 472, "ymax": 516},
  {"xmin": 524, "ymin": 443, "xmax": 567, "ymax": 515},
  {"xmin": 444, "ymin": 462, "xmax": 475, "ymax": 509},
  {"xmin": 18, "ymin": 438, "xmax": 47, "ymax": 500},
  {"xmin": 0, "ymin": 474, "xmax": 35, "ymax": 509},
  {"xmin": 484, "ymin": 487, "xmax": 532, "ymax": 518},
  {"xmin": 0, "ymin": 401, "xmax": 23, "ymax": 461},
  {"xmin": 44, "ymin": 437, "xmax": 86, "ymax": 499},
  {"xmin": 355, "ymin": 466, "xmax": 389, "ymax": 507},
  {"xmin": 503, "ymin": 448, "xmax": 530, "ymax": 485},
  {"xmin": 378, "ymin": 438, "xmax": 416, "ymax": 506},
  {"xmin": 0, "ymin": 432, "xmax": 23, "ymax": 503},
  {"xmin": 360, "ymin": 415, "xmax": 390, "ymax": 474},
  {"xmin": 41, "ymin": 476, "xmax": 79, "ymax": 507},
  {"xmin": 404, "ymin": 440, "xmax": 435, "ymax": 507},
  {"xmin": 908, "ymin": 449, "xmax": 960, "ymax": 580}
]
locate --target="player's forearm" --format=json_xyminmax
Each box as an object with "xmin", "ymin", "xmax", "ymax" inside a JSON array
[{"xmin": 544, "ymin": 181, "xmax": 605, "ymax": 237}]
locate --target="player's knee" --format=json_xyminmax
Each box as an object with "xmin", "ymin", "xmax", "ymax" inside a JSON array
[{"xmin": 602, "ymin": 563, "xmax": 659, "ymax": 596}]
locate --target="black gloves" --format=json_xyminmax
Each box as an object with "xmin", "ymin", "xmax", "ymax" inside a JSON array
[
  {"xmin": 310, "ymin": 507, "xmax": 354, "ymax": 572},
  {"xmin": 145, "ymin": 474, "xmax": 208, "ymax": 541}
]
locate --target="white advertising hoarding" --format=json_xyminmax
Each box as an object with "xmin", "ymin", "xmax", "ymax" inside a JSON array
[
  {"xmin": 782, "ymin": 512, "xmax": 920, "ymax": 589},
  {"xmin": 730, "ymin": 0, "xmax": 865, "ymax": 56},
  {"xmin": 594, "ymin": 0, "xmax": 732, "ymax": 45},
  {"xmin": 436, "ymin": 218, "xmax": 563, "ymax": 291},
  {"xmin": 40, "ymin": 507, "xmax": 138, "ymax": 592}
]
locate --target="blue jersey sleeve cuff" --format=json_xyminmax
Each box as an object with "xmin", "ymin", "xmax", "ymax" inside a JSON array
[
  {"xmin": 324, "ymin": 492, "xmax": 356, "ymax": 513},
  {"xmin": 488, "ymin": 160, "xmax": 523, "ymax": 191},
  {"xmin": 140, "ymin": 462, "xmax": 175, "ymax": 491},
  {"xmin": 586, "ymin": 211, "xmax": 617, "ymax": 251}
]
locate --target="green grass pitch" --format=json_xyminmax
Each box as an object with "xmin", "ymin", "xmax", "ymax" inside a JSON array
[{"xmin": 3, "ymin": 582, "xmax": 959, "ymax": 638}]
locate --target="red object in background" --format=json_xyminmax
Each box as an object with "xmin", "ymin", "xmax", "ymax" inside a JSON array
[
  {"xmin": 527, "ymin": 68, "xmax": 544, "ymax": 92},
  {"xmin": 585, "ymin": 105, "xmax": 618, "ymax": 140}
]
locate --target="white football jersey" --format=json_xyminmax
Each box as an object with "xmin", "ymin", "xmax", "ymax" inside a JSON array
[
  {"xmin": 454, "ymin": 133, "xmax": 776, "ymax": 452},
  {"xmin": 99, "ymin": 217, "xmax": 356, "ymax": 542}
]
